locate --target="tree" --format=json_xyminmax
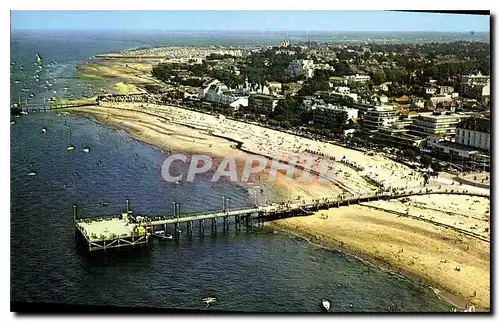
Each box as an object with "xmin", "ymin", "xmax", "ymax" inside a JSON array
[
  {"xmin": 420, "ymin": 155, "xmax": 433, "ymax": 168},
  {"xmin": 403, "ymin": 149, "xmax": 418, "ymax": 160},
  {"xmin": 371, "ymin": 69, "xmax": 387, "ymax": 85},
  {"xmin": 431, "ymin": 162, "xmax": 442, "ymax": 172}
]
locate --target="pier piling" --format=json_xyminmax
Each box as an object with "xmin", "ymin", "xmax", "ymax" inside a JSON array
[
  {"xmin": 199, "ymin": 219, "xmax": 205, "ymax": 235},
  {"xmin": 211, "ymin": 218, "xmax": 217, "ymax": 234}
]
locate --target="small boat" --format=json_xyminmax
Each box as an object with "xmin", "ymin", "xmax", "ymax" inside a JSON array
[
  {"xmin": 321, "ymin": 299, "xmax": 330, "ymax": 312},
  {"xmin": 27, "ymin": 171, "xmax": 37, "ymax": 176},
  {"xmin": 202, "ymin": 297, "xmax": 217, "ymax": 307},
  {"xmin": 83, "ymin": 147, "xmax": 90, "ymax": 153},
  {"xmin": 102, "ymin": 202, "xmax": 110, "ymax": 207},
  {"xmin": 67, "ymin": 129, "xmax": 74, "ymax": 152},
  {"xmin": 154, "ymin": 232, "xmax": 173, "ymax": 240},
  {"xmin": 10, "ymin": 121, "xmax": 15, "ymax": 125},
  {"xmin": 41, "ymin": 127, "xmax": 47, "ymax": 134}
]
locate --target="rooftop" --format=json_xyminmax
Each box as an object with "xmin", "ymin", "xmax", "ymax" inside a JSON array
[
  {"xmin": 437, "ymin": 141, "xmax": 484, "ymax": 153},
  {"xmin": 457, "ymin": 117, "xmax": 490, "ymax": 133}
]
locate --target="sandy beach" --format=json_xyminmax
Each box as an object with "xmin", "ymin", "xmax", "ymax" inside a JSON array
[
  {"xmin": 269, "ymin": 193, "xmax": 490, "ymax": 310},
  {"xmin": 69, "ymin": 101, "xmax": 490, "ymax": 310}
]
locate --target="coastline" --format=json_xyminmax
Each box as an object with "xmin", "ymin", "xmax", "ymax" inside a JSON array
[
  {"xmin": 264, "ymin": 222, "xmax": 468, "ymax": 310},
  {"xmin": 67, "ymin": 103, "xmax": 490, "ymax": 311},
  {"xmin": 267, "ymin": 200, "xmax": 489, "ymax": 311}
]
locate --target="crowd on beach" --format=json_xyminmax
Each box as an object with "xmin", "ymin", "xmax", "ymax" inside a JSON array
[{"xmin": 99, "ymin": 102, "xmax": 428, "ymax": 197}]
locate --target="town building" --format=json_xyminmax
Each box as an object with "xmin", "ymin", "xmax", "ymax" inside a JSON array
[
  {"xmin": 229, "ymin": 97, "xmax": 249, "ymax": 109},
  {"xmin": 311, "ymin": 104, "xmax": 357, "ymax": 129},
  {"xmin": 248, "ymin": 94, "xmax": 282, "ymax": 114},
  {"xmin": 410, "ymin": 111, "xmax": 464, "ymax": 139},
  {"xmin": 428, "ymin": 94, "xmax": 455, "ymax": 110},
  {"xmin": 455, "ymin": 117, "xmax": 490, "ymax": 151},
  {"xmin": 461, "ymin": 72, "xmax": 490, "ymax": 99},
  {"xmin": 285, "ymin": 59, "xmax": 315, "ymax": 78},
  {"xmin": 439, "ymin": 85, "xmax": 455, "ymax": 95},
  {"xmin": 266, "ymin": 81, "xmax": 282, "ymax": 94},
  {"xmin": 377, "ymin": 119, "xmax": 427, "ymax": 148},
  {"xmin": 279, "ymin": 40, "xmax": 290, "ymax": 48},
  {"xmin": 343, "ymin": 74, "xmax": 371, "ymax": 85},
  {"xmin": 362, "ymin": 105, "xmax": 399, "ymax": 133},
  {"xmin": 461, "ymin": 72, "xmax": 490, "ymax": 87},
  {"xmin": 378, "ymin": 82, "xmax": 392, "ymax": 92},
  {"xmin": 425, "ymin": 87, "xmax": 438, "ymax": 95},
  {"xmin": 333, "ymin": 86, "xmax": 350, "ymax": 95},
  {"xmin": 426, "ymin": 137, "xmax": 485, "ymax": 158}
]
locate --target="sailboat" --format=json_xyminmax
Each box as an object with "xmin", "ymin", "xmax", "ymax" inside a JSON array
[
  {"xmin": 67, "ymin": 129, "xmax": 75, "ymax": 152},
  {"xmin": 36, "ymin": 53, "xmax": 42, "ymax": 64}
]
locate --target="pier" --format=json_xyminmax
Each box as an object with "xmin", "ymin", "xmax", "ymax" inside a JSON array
[
  {"xmin": 16, "ymin": 100, "xmax": 99, "ymax": 113},
  {"xmin": 73, "ymin": 188, "xmax": 489, "ymax": 252}
]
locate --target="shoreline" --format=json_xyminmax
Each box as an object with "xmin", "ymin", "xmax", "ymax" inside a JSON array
[{"xmin": 266, "ymin": 220, "xmax": 476, "ymax": 311}]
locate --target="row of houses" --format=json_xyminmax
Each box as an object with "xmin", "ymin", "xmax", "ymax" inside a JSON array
[{"xmin": 197, "ymin": 78, "xmax": 285, "ymax": 109}]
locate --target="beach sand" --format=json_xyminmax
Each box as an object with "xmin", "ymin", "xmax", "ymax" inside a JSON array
[{"xmin": 269, "ymin": 194, "xmax": 490, "ymax": 310}]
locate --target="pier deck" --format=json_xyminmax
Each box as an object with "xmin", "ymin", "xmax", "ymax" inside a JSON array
[
  {"xmin": 76, "ymin": 217, "xmax": 136, "ymax": 242},
  {"xmin": 74, "ymin": 211, "xmax": 149, "ymax": 252}
]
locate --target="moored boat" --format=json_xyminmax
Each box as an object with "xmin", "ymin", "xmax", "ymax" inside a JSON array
[{"xmin": 321, "ymin": 299, "xmax": 330, "ymax": 312}]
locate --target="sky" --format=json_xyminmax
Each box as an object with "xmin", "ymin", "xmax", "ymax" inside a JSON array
[{"xmin": 10, "ymin": 11, "xmax": 490, "ymax": 32}]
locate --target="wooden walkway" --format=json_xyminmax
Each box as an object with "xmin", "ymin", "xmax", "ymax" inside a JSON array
[
  {"xmin": 137, "ymin": 189, "xmax": 489, "ymax": 227},
  {"xmin": 18, "ymin": 101, "xmax": 98, "ymax": 113}
]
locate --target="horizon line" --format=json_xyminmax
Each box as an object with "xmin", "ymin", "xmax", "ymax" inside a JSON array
[{"xmin": 11, "ymin": 29, "xmax": 490, "ymax": 33}]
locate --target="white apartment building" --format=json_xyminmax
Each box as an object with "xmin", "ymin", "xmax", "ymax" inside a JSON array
[
  {"xmin": 344, "ymin": 74, "xmax": 371, "ymax": 85},
  {"xmin": 482, "ymin": 81, "xmax": 490, "ymax": 97},
  {"xmin": 461, "ymin": 72, "xmax": 490, "ymax": 87},
  {"xmin": 333, "ymin": 86, "xmax": 350, "ymax": 95},
  {"xmin": 461, "ymin": 72, "xmax": 490, "ymax": 99},
  {"xmin": 410, "ymin": 112, "xmax": 463, "ymax": 139},
  {"xmin": 285, "ymin": 59, "xmax": 315, "ymax": 78},
  {"xmin": 455, "ymin": 118, "xmax": 490, "ymax": 151},
  {"xmin": 362, "ymin": 105, "xmax": 399, "ymax": 132}
]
